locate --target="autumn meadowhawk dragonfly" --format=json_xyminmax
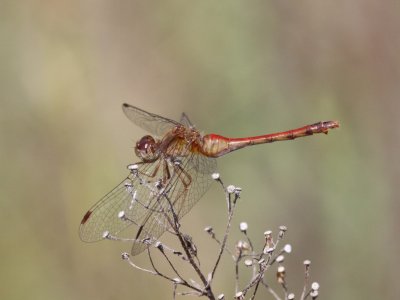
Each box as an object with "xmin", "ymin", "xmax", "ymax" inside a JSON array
[{"xmin": 80, "ymin": 103, "xmax": 339, "ymax": 255}]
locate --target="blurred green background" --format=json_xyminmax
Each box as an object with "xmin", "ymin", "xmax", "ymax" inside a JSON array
[{"xmin": 1, "ymin": 1, "xmax": 399, "ymax": 299}]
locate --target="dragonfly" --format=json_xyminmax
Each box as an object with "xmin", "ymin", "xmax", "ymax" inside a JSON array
[{"xmin": 80, "ymin": 103, "xmax": 339, "ymax": 255}]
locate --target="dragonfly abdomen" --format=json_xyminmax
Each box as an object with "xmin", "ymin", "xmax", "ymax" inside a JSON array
[{"xmin": 200, "ymin": 121, "xmax": 339, "ymax": 157}]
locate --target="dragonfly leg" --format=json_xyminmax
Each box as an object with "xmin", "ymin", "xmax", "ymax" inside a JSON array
[{"xmin": 165, "ymin": 162, "xmax": 193, "ymax": 217}]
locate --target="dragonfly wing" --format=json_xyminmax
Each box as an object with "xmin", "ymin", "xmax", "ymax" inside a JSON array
[
  {"xmin": 131, "ymin": 144, "xmax": 217, "ymax": 255},
  {"xmin": 80, "ymin": 139, "xmax": 217, "ymax": 255},
  {"xmin": 122, "ymin": 103, "xmax": 181, "ymax": 137},
  {"xmin": 79, "ymin": 162, "xmax": 167, "ymax": 243},
  {"xmin": 79, "ymin": 176, "xmax": 133, "ymax": 242},
  {"xmin": 180, "ymin": 112, "xmax": 194, "ymax": 128}
]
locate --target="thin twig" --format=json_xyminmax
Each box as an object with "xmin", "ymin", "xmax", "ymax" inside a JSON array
[
  {"xmin": 157, "ymin": 246, "xmax": 187, "ymax": 284},
  {"xmin": 123, "ymin": 252, "xmax": 157, "ymax": 275},
  {"xmin": 234, "ymin": 249, "xmax": 242, "ymax": 293},
  {"xmin": 300, "ymin": 261, "xmax": 311, "ymax": 300},
  {"xmin": 261, "ymin": 280, "xmax": 282, "ymax": 300},
  {"xmin": 210, "ymin": 189, "xmax": 239, "ymax": 281},
  {"xmin": 164, "ymin": 194, "xmax": 215, "ymax": 300},
  {"xmin": 205, "ymin": 227, "xmax": 235, "ymax": 258}
]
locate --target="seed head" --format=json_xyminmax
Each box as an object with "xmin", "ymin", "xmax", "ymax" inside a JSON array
[
  {"xmin": 303, "ymin": 260, "xmax": 311, "ymax": 267},
  {"xmin": 227, "ymin": 185, "xmax": 236, "ymax": 193},
  {"xmin": 212, "ymin": 173, "xmax": 220, "ymax": 180},
  {"xmin": 234, "ymin": 291, "xmax": 244, "ymax": 300},
  {"xmin": 204, "ymin": 226, "xmax": 213, "ymax": 233},
  {"xmin": 244, "ymin": 259, "xmax": 253, "ymax": 267},
  {"xmin": 283, "ymin": 244, "xmax": 292, "ymax": 253},
  {"xmin": 118, "ymin": 211, "xmax": 125, "ymax": 219},
  {"xmin": 239, "ymin": 222, "xmax": 248, "ymax": 232},
  {"xmin": 311, "ymin": 282, "xmax": 320, "ymax": 291},
  {"xmin": 127, "ymin": 164, "xmax": 138, "ymax": 171}
]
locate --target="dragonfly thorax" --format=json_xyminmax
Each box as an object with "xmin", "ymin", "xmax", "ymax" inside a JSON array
[{"xmin": 135, "ymin": 135, "xmax": 159, "ymax": 162}]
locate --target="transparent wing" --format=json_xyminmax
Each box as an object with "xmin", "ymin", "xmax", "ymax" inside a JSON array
[
  {"xmin": 122, "ymin": 103, "xmax": 181, "ymax": 137},
  {"xmin": 79, "ymin": 161, "xmax": 167, "ymax": 243},
  {"xmin": 79, "ymin": 145, "xmax": 217, "ymax": 255},
  {"xmin": 180, "ymin": 112, "xmax": 194, "ymax": 128},
  {"xmin": 130, "ymin": 143, "xmax": 217, "ymax": 255}
]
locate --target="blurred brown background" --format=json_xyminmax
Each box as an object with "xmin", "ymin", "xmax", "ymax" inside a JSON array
[{"xmin": 1, "ymin": 1, "xmax": 399, "ymax": 299}]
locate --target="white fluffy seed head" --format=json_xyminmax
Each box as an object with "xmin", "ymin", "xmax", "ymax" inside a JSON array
[
  {"xmin": 102, "ymin": 231, "xmax": 110, "ymax": 239},
  {"xmin": 234, "ymin": 186, "xmax": 242, "ymax": 193},
  {"xmin": 226, "ymin": 185, "xmax": 236, "ymax": 193},
  {"xmin": 311, "ymin": 282, "xmax": 320, "ymax": 291},
  {"xmin": 236, "ymin": 240, "xmax": 250, "ymax": 252},
  {"xmin": 304, "ymin": 259, "xmax": 311, "ymax": 266},
  {"xmin": 204, "ymin": 226, "xmax": 213, "ymax": 233},
  {"xmin": 127, "ymin": 164, "xmax": 138, "ymax": 170},
  {"xmin": 264, "ymin": 247, "xmax": 274, "ymax": 254},
  {"xmin": 288, "ymin": 293, "xmax": 295, "ymax": 299},
  {"xmin": 239, "ymin": 222, "xmax": 248, "ymax": 232},
  {"xmin": 277, "ymin": 266, "xmax": 285, "ymax": 273},
  {"xmin": 217, "ymin": 294, "xmax": 225, "ymax": 300},
  {"xmin": 212, "ymin": 173, "xmax": 220, "ymax": 180},
  {"xmin": 264, "ymin": 230, "xmax": 272, "ymax": 237},
  {"xmin": 279, "ymin": 225, "xmax": 288, "ymax": 231},
  {"xmin": 284, "ymin": 244, "xmax": 292, "ymax": 253},
  {"xmin": 124, "ymin": 181, "xmax": 133, "ymax": 187},
  {"xmin": 118, "ymin": 211, "xmax": 125, "ymax": 219},
  {"xmin": 244, "ymin": 259, "xmax": 253, "ymax": 267},
  {"xmin": 234, "ymin": 291, "xmax": 243, "ymax": 299},
  {"xmin": 276, "ymin": 255, "xmax": 285, "ymax": 263}
]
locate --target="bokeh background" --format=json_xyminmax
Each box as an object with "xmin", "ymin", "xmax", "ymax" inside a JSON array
[{"xmin": 1, "ymin": 1, "xmax": 399, "ymax": 299}]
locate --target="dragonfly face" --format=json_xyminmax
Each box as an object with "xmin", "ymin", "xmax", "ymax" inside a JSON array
[{"xmin": 135, "ymin": 135, "xmax": 159, "ymax": 162}]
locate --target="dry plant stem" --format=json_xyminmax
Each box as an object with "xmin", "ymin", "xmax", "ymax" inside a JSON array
[
  {"xmin": 147, "ymin": 248, "xmax": 201, "ymax": 293},
  {"xmin": 210, "ymin": 186, "xmax": 239, "ymax": 281},
  {"xmin": 281, "ymin": 281, "xmax": 288, "ymax": 300},
  {"xmin": 243, "ymin": 231, "xmax": 254, "ymax": 252},
  {"xmin": 124, "ymin": 254, "xmax": 158, "ymax": 275},
  {"xmin": 300, "ymin": 265, "xmax": 310, "ymax": 300},
  {"xmin": 235, "ymin": 249, "xmax": 243, "ymax": 293},
  {"xmin": 241, "ymin": 257, "xmax": 269, "ymax": 296},
  {"xmin": 207, "ymin": 230, "xmax": 234, "ymax": 258},
  {"xmin": 176, "ymin": 228, "xmax": 214, "ymax": 298},
  {"xmin": 119, "ymin": 173, "xmax": 320, "ymax": 300},
  {"xmin": 303, "ymin": 290, "xmax": 312, "ymax": 300},
  {"xmin": 251, "ymin": 255, "xmax": 276, "ymax": 300},
  {"xmin": 173, "ymin": 283, "xmax": 177, "ymax": 300},
  {"xmin": 249, "ymin": 277, "xmax": 262, "ymax": 300},
  {"xmin": 161, "ymin": 243, "xmax": 190, "ymax": 262},
  {"xmin": 165, "ymin": 195, "xmax": 215, "ymax": 300},
  {"xmin": 178, "ymin": 291, "xmax": 204, "ymax": 297},
  {"xmin": 261, "ymin": 281, "xmax": 282, "ymax": 300},
  {"xmin": 146, "ymin": 249, "xmax": 172, "ymax": 280},
  {"xmin": 242, "ymin": 247, "xmax": 283, "ymax": 298},
  {"xmin": 242, "ymin": 232, "xmax": 257, "ymax": 281},
  {"xmin": 155, "ymin": 247, "xmax": 186, "ymax": 285}
]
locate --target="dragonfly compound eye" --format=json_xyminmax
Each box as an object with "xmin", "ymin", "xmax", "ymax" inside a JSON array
[{"xmin": 135, "ymin": 135, "xmax": 158, "ymax": 161}]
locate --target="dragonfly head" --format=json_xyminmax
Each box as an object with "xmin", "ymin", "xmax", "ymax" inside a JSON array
[{"xmin": 135, "ymin": 135, "xmax": 158, "ymax": 162}]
